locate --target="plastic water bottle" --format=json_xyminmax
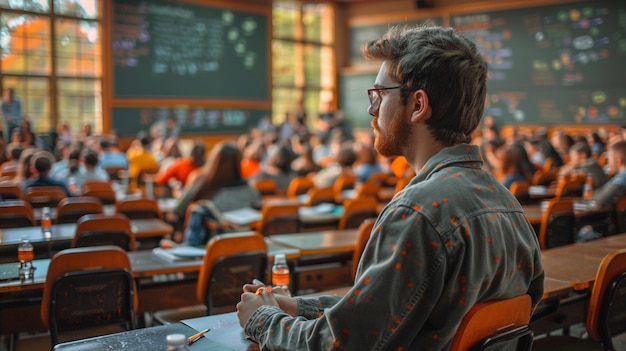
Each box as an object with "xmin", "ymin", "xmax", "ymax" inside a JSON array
[
  {"xmin": 41, "ymin": 207, "xmax": 52, "ymax": 239},
  {"xmin": 165, "ymin": 334, "xmax": 189, "ymax": 351},
  {"xmin": 272, "ymin": 253, "xmax": 290, "ymax": 293},
  {"xmin": 583, "ymin": 174, "xmax": 593, "ymax": 201},
  {"xmin": 18, "ymin": 238, "xmax": 34, "ymax": 281}
]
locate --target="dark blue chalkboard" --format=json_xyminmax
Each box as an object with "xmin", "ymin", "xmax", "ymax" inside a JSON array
[{"xmin": 111, "ymin": 0, "xmax": 269, "ymax": 100}]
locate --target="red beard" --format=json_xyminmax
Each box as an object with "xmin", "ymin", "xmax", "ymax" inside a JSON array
[{"xmin": 372, "ymin": 109, "xmax": 412, "ymax": 158}]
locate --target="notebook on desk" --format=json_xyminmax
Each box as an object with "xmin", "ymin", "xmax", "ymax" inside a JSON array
[{"xmin": 152, "ymin": 247, "xmax": 206, "ymax": 262}]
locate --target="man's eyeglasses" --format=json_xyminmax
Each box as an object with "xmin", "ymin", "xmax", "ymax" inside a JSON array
[{"xmin": 367, "ymin": 86, "xmax": 402, "ymax": 107}]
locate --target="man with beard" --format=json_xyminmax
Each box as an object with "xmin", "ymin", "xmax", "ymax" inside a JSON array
[{"xmin": 237, "ymin": 26, "xmax": 544, "ymax": 350}]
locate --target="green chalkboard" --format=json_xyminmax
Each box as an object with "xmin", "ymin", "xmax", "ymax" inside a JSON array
[
  {"xmin": 111, "ymin": 107, "xmax": 269, "ymax": 137},
  {"xmin": 349, "ymin": 16, "xmax": 443, "ymax": 64},
  {"xmin": 453, "ymin": 0, "xmax": 626, "ymax": 125},
  {"xmin": 112, "ymin": 0, "xmax": 269, "ymax": 100},
  {"xmin": 340, "ymin": 73, "xmax": 376, "ymax": 129}
]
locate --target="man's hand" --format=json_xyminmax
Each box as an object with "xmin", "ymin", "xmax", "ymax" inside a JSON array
[
  {"xmin": 237, "ymin": 280, "xmax": 299, "ymax": 328},
  {"xmin": 237, "ymin": 286, "xmax": 280, "ymax": 327}
]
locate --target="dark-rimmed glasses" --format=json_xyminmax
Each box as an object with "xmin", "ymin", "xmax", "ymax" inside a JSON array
[{"xmin": 367, "ymin": 86, "xmax": 402, "ymax": 107}]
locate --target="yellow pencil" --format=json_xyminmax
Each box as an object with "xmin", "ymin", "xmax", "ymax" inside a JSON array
[{"xmin": 187, "ymin": 328, "xmax": 210, "ymax": 345}]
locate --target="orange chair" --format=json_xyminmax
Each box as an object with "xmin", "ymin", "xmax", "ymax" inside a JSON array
[
  {"xmin": 258, "ymin": 203, "xmax": 301, "ymax": 236},
  {"xmin": 0, "ymin": 200, "xmax": 35, "ymax": 228},
  {"xmin": 0, "ymin": 182, "xmax": 22, "ymax": 200},
  {"xmin": 538, "ymin": 198, "xmax": 575, "ymax": 250},
  {"xmin": 81, "ymin": 186, "xmax": 117, "ymax": 205},
  {"xmin": 449, "ymin": 294, "xmax": 533, "ymax": 351},
  {"xmin": 533, "ymin": 249, "xmax": 626, "ymax": 350},
  {"xmin": 555, "ymin": 173, "xmax": 586, "ymax": 198},
  {"xmin": 351, "ymin": 218, "xmax": 375, "ymax": 281},
  {"xmin": 115, "ymin": 197, "xmax": 162, "ymax": 220},
  {"xmin": 287, "ymin": 176, "xmax": 314, "ymax": 199},
  {"xmin": 73, "ymin": 213, "xmax": 137, "ymax": 251},
  {"xmin": 333, "ymin": 174, "xmax": 358, "ymax": 203},
  {"xmin": 153, "ymin": 232, "xmax": 267, "ymax": 323},
  {"xmin": 532, "ymin": 170, "xmax": 557, "ymax": 186},
  {"xmin": 510, "ymin": 181, "xmax": 530, "ymax": 205},
  {"xmin": 338, "ymin": 196, "xmax": 378, "ymax": 230},
  {"xmin": 23, "ymin": 186, "xmax": 67, "ymax": 208},
  {"xmin": 305, "ymin": 186, "xmax": 336, "ymax": 206},
  {"xmin": 251, "ymin": 178, "xmax": 279, "ymax": 196},
  {"xmin": 41, "ymin": 246, "xmax": 137, "ymax": 346},
  {"xmin": 56, "ymin": 196, "xmax": 103, "ymax": 224}
]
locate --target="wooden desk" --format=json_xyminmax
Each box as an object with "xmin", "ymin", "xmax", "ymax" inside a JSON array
[
  {"xmin": 523, "ymin": 200, "xmax": 613, "ymax": 226},
  {"xmin": 267, "ymin": 229, "xmax": 358, "ymax": 257}
]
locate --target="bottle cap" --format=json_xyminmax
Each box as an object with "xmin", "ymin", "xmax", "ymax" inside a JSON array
[
  {"xmin": 166, "ymin": 333, "xmax": 186, "ymax": 346},
  {"xmin": 274, "ymin": 253, "xmax": 287, "ymax": 264}
]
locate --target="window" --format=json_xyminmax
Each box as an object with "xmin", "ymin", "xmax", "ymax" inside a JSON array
[
  {"xmin": 272, "ymin": 1, "xmax": 335, "ymax": 127},
  {"xmin": 0, "ymin": 0, "xmax": 101, "ymax": 138}
]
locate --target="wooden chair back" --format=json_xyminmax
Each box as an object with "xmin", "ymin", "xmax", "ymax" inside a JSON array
[
  {"xmin": 449, "ymin": 294, "xmax": 533, "ymax": 351},
  {"xmin": 104, "ymin": 166, "xmax": 125, "ymax": 181},
  {"xmin": 56, "ymin": 196, "xmax": 103, "ymax": 224},
  {"xmin": 0, "ymin": 200, "xmax": 35, "ymax": 228},
  {"xmin": 258, "ymin": 203, "xmax": 301, "ymax": 236},
  {"xmin": 509, "ymin": 181, "xmax": 530, "ymax": 205},
  {"xmin": 73, "ymin": 213, "xmax": 137, "ymax": 251},
  {"xmin": 538, "ymin": 198, "xmax": 575, "ymax": 250},
  {"xmin": 587, "ymin": 249, "xmax": 626, "ymax": 348},
  {"xmin": 287, "ymin": 176, "xmax": 314, "ymax": 199},
  {"xmin": 306, "ymin": 186, "xmax": 335, "ymax": 206},
  {"xmin": 0, "ymin": 182, "xmax": 22, "ymax": 200},
  {"xmin": 196, "ymin": 232, "xmax": 267, "ymax": 314},
  {"xmin": 615, "ymin": 196, "xmax": 626, "ymax": 234},
  {"xmin": 352, "ymin": 218, "xmax": 375, "ymax": 281},
  {"xmin": 531, "ymin": 170, "xmax": 556, "ymax": 186},
  {"xmin": 251, "ymin": 178, "xmax": 279, "ymax": 196},
  {"xmin": 339, "ymin": 196, "xmax": 379, "ymax": 230},
  {"xmin": 115, "ymin": 197, "xmax": 162, "ymax": 220},
  {"xmin": 333, "ymin": 174, "xmax": 358, "ymax": 203},
  {"xmin": 555, "ymin": 173, "xmax": 585, "ymax": 198},
  {"xmin": 1, "ymin": 168, "xmax": 17, "ymax": 179},
  {"xmin": 363, "ymin": 172, "xmax": 391, "ymax": 188},
  {"xmin": 40, "ymin": 246, "xmax": 137, "ymax": 346},
  {"xmin": 23, "ymin": 186, "xmax": 67, "ymax": 208},
  {"xmin": 81, "ymin": 184, "xmax": 117, "ymax": 205}
]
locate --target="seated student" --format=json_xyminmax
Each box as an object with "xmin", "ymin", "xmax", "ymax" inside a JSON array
[
  {"xmin": 126, "ymin": 134, "xmax": 158, "ymax": 180},
  {"xmin": 312, "ymin": 143, "xmax": 356, "ymax": 188},
  {"xmin": 501, "ymin": 145, "xmax": 528, "ymax": 190},
  {"xmin": 559, "ymin": 142, "xmax": 608, "ymax": 189},
  {"xmin": 578, "ymin": 140, "xmax": 626, "ymax": 242},
  {"xmin": 155, "ymin": 141, "xmax": 205, "ymax": 187},
  {"xmin": 99, "ymin": 138, "xmax": 128, "ymax": 170},
  {"xmin": 24, "ymin": 150, "xmax": 72, "ymax": 196},
  {"xmin": 0, "ymin": 144, "xmax": 22, "ymax": 175},
  {"xmin": 168, "ymin": 141, "xmax": 261, "ymax": 246},
  {"xmin": 251, "ymin": 143, "xmax": 295, "ymax": 193},
  {"xmin": 72, "ymin": 148, "xmax": 109, "ymax": 193}
]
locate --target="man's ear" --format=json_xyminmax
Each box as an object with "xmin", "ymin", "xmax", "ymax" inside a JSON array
[{"xmin": 410, "ymin": 89, "xmax": 431, "ymax": 123}]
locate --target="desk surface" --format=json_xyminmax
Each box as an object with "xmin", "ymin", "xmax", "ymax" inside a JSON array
[
  {"xmin": 267, "ymin": 228, "xmax": 359, "ymax": 256},
  {"xmin": 523, "ymin": 200, "xmax": 613, "ymax": 226},
  {"xmin": 0, "ymin": 218, "xmax": 172, "ymax": 247}
]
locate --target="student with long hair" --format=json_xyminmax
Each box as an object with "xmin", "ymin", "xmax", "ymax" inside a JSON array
[{"xmin": 170, "ymin": 141, "xmax": 261, "ymax": 246}]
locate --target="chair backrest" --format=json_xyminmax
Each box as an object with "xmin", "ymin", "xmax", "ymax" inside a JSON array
[
  {"xmin": 306, "ymin": 186, "xmax": 335, "ymax": 206},
  {"xmin": 333, "ymin": 174, "xmax": 358, "ymax": 203},
  {"xmin": 509, "ymin": 181, "xmax": 530, "ymax": 205},
  {"xmin": 339, "ymin": 196, "xmax": 379, "ymax": 230},
  {"xmin": 287, "ymin": 176, "xmax": 314, "ymax": 199},
  {"xmin": 555, "ymin": 174, "xmax": 585, "ymax": 198},
  {"xmin": 23, "ymin": 186, "xmax": 67, "ymax": 208},
  {"xmin": 363, "ymin": 172, "xmax": 391, "ymax": 188},
  {"xmin": 0, "ymin": 182, "xmax": 22, "ymax": 200},
  {"xmin": 73, "ymin": 213, "xmax": 136, "ymax": 251},
  {"xmin": 56, "ymin": 196, "xmax": 103, "ymax": 224},
  {"xmin": 615, "ymin": 196, "xmax": 626, "ymax": 234},
  {"xmin": 258, "ymin": 203, "xmax": 301, "ymax": 236},
  {"xmin": 449, "ymin": 294, "xmax": 533, "ymax": 351},
  {"xmin": 104, "ymin": 166, "xmax": 125, "ymax": 181},
  {"xmin": 115, "ymin": 197, "xmax": 162, "ymax": 220},
  {"xmin": 0, "ymin": 199, "xmax": 35, "ymax": 228},
  {"xmin": 351, "ymin": 218, "xmax": 375, "ymax": 281},
  {"xmin": 586, "ymin": 249, "xmax": 626, "ymax": 349},
  {"xmin": 196, "ymin": 232, "xmax": 267, "ymax": 314},
  {"xmin": 531, "ymin": 170, "xmax": 556, "ymax": 186},
  {"xmin": 81, "ymin": 186, "xmax": 117, "ymax": 205},
  {"xmin": 251, "ymin": 178, "xmax": 279, "ymax": 196},
  {"xmin": 538, "ymin": 198, "xmax": 576, "ymax": 250},
  {"xmin": 41, "ymin": 246, "xmax": 137, "ymax": 346}
]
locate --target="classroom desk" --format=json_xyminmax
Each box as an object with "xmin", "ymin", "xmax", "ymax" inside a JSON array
[
  {"xmin": 53, "ymin": 312, "xmax": 248, "ymax": 351},
  {"xmin": 267, "ymin": 228, "xmax": 359, "ymax": 257},
  {"xmin": 523, "ymin": 200, "xmax": 613, "ymax": 226},
  {"xmin": 0, "ymin": 219, "xmax": 174, "ymax": 263}
]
